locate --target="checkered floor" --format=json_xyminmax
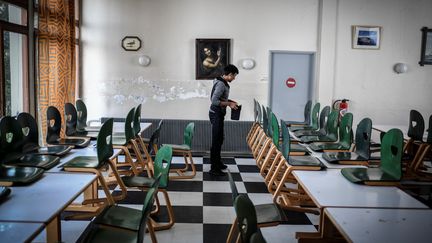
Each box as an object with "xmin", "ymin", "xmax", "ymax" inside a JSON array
[{"xmin": 35, "ymin": 156, "xmax": 319, "ymax": 243}]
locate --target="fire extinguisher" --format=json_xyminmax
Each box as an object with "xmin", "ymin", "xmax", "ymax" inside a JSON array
[{"xmin": 332, "ymin": 99, "xmax": 349, "ymax": 121}]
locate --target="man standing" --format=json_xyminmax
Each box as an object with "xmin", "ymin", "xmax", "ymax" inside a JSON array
[{"xmin": 209, "ymin": 64, "xmax": 239, "ymax": 176}]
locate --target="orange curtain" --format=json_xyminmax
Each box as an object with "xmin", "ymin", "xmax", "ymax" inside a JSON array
[{"xmin": 38, "ymin": 0, "xmax": 75, "ymax": 138}]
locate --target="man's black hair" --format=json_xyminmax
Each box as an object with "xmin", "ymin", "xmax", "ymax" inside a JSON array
[{"xmin": 223, "ymin": 64, "xmax": 239, "ymax": 75}]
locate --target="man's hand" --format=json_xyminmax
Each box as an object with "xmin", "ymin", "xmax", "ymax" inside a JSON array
[{"xmin": 229, "ymin": 101, "xmax": 238, "ymax": 110}]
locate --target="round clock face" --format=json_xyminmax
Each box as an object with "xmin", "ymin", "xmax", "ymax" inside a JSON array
[{"xmin": 122, "ymin": 36, "xmax": 141, "ymax": 51}]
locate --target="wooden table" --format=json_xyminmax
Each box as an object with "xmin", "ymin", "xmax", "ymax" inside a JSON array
[
  {"xmin": 0, "ymin": 173, "xmax": 97, "ymax": 242},
  {"xmin": 322, "ymin": 208, "xmax": 432, "ymax": 243},
  {"xmin": 373, "ymin": 124, "xmax": 428, "ymax": 141},
  {"xmin": 0, "ymin": 222, "xmax": 45, "ymax": 243}
]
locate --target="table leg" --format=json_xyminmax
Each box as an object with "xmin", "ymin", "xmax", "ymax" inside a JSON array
[{"xmin": 46, "ymin": 216, "xmax": 61, "ymax": 243}]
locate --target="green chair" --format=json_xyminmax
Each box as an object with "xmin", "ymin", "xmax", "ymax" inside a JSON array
[
  {"xmin": 63, "ymin": 118, "xmax": 127, "ymax": 210},
  {"xmin": 65, "ymin": 102, "xmax": 98, "ymax": 139},
  {"xmin": 0, "ymin": 186, "xmax": 11, "ymax": 200},
  {"xmin": 285, "ymin": 100, "xmax": 312, "ymax": 127},
  {"xmin": 17, "ymin": 112, "xmax": 72, "ymax": 156},
  {"xmin": 309, "ymin": 112, "xmax": 353, "ymax": 152},
  {"xmin": 246, "ymin": 99, "xmax": 261, "ymax": 144},
  {"xmin": 294, "ymin": 106, "xmax": 330, "ymax": 137},
  {"xmin": 408, "ymin": 115, "xmax": 432, "ymax": 179},
  {"xmin": 404, "ymin": 110, "xmax": 425, "ymax": 160},
  {"xmin": 300, "ymin": 110, "xmax": 339, "ymax": 144},
  {"xmin": 322, "ymin": 118, "xmax": 372, "ymax": 165},
  {"xmin": 0, "ymin": 116, "xmax": 60, "ymax": 170},
  {"xmin": 46, "ymin": 106, "xmax": 91, "ymax": 148},
  {"xmin": 233, "ymin": 194, "xmax": 267, "ymax": 243},
  {"xmin": 75, "ymin": 99, "xmax": 88, "ymax": 133},
  {"xmin": 290, "ymin": 102, "xmax": 320, "ymax": 132},
  {"xmin": 163, "ymin": 122, "xmax": 196, "ymax": 179},
  {"xmin": 341, "ymin": 128, "xmax": 404, "ymax": 186},
  {"xmin": 0, "ymin": 117, "xmax": 45, "ymax": 186},
  {"xmin": 121, "ymin": 145, "xmax": 175, "ymax": 231},
  {"xmin": 81, "ymin": 179, "xmax": 160, "ymax": 243},
  {"xmin": 226, "ymin": 171, "xmax": 283, "ymax": 243}
]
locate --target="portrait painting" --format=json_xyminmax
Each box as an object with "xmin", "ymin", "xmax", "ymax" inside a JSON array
[
  {"xmin": 352, "ymin": 26, "xmax": 381, "ymax": 49},
  {"xmin": 195, "ymin": 38, "xmax": 230, "ymax": 80},
  {"xmin": 419, "ymin": 27, "xmax": 432, "ymax": 66}
]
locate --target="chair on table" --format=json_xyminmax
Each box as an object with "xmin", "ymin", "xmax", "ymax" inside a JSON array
[
  {"xmin": 79, "ymin": 178, "xmax": 160, "ymax": 243},
  {"xmin": 0, "ymin": 186, "xmax": 11, "ymax": 200},
  {"xmin": 163, "ymin": 122, "xmax": 196, "ymax": 179},
  {"xmin": 285, "ymin": 100, "xmax": 312, "ymax": 127},
  {"xmin": 403, "ymin": 110, "xmax": 425, "ymax": 163},
  {"xmin": 121, "ymin": 145, "xmax": 175, "ymax": 231},
  {"xmin": 76, "ymin": 99, "xmax": 102, "ymax": 133},
  {"xmin": 309, "ymin": 112, "xmax": 353, "ymax": 152},
  {"xmin": 111, "ymin": 107, "xmax": 147, "ymax": 177},
  {"xmin": 226, "ymin": 171, "xmax": 283, "ymax": 243},
  {"xmin": 0, "ymin": 116, "xmax": 60, "ymax": 170},
  {"xmin": 247, "ymin": 102, "xmax": 263, "ymax": 149},
  {"xmin": 251, "ymin": 106, "xmax": 270, "ymax": 158},
  {"xmin": 289, "ymin": 102, "xmax": 320, "ymax": 132},
  {"xmin": 232, "ymin": 194, "xmax": 268, "ymax": 243},
  {"xmin": 62, "ymin": 119, "xmax": 127, "ymax": 216},
  {"xmin": 341, "ymin": 128, "xmax": 404, "ymax": 186},
  {"xmin": 294, "ymin": 106, "xmax": 330, "ymax": 137},
  {"xmin": 136, "ymin": 119, "xmax": 164, "ymax": 177},
  {"xmin": 65, "ymin": 103, "xmax": 98, "ymax": 139},
  {"xmin": 246, "ymin": 99, "xmax": 261, "ymax": 144},
  {"xmin": 17, "ymin": 112, "xmax": 72, "ymax": 156},
  {"xmin": 46, "ymin": 106, "xmax": 91, "ymax": 148},
  {"xmin": 406, "ymin": 115, "xmax": 432, "ymax": 180},
  {"xmin": 299, "ymin": 109, "xmax": 339, "ymax": 144},
  {"xmin": 322, "ymin": 117, "xmax": 372, "ymax": 166}
]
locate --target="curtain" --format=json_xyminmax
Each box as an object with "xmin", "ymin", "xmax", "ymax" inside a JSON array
[{"xmin": 38, "ymin": 0, "xmax": 75, "ymax": 139}]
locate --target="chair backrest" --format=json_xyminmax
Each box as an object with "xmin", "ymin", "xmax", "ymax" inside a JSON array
[
  {"xmin": 309, "ymin": 102, "xmax": 321, "ymax": 130},
  {"xmin": 354, "ymin": 117, "xmax": 372, "ymax": 158},
  {"xmin": 249, "ymin": 231, "xmax": 267, "ymax": 243},
  {"xmin": 317, "ymin": 106, "xmax": 331, "ymax": 131},
  {"xmin": 147, "ymin": 119, "xmax": 163, "ymax": 155},
  {"xmin": 75, "ymin": 99, "xmax": 88, "ymax": 132},
  {"xmin": 407, "ymin": 110, "xmax": 425, "ymax": 141},
  {"xmin": 427, "ymin": 115, "xmax": 432, "ymax": 144},
  {"xmin": 338, "ymin": 113, "xmax": 353, "ymax": 148},
  {"xmin": 16, "ymin": 112, "xmax": 39, "ymax": 148},
  {"xmin": 46, "ymin": 106, "xmax": 63, "ymax": 143},
  {"xmin": 325, "ymin": 110, "xmax": 339, "ymax": 140},
  {"xmin": 253, "ymin": 99, "xmax": 258, "ymax": 123},
  {"xmin": 380, "ymin": 128, "xmax": 404, "ymax": 180},
  {"xmin": 266, "ymin": 107, "xmax": 273, "ymax": 138},
  {"xmin": 280, "ymin": 119, "xmax": 291, "ymax": 160},
  {"xmin": 183, "ymin": 122, "xmax": 195, "ymax": 147},
  {"xmin": 133, "ymin": 104, "xmax": 142, "ymax": 137},
  {"xmin": 124, "ymin": 107, "xmax": 136, "ymax": 141},
  {"xmin": 97, "ymin": 118, "xmax": 114, "ymax": 164},
  {"xmin": 137, "ymin": 178, "xmax": 160, "ymax": 243},
  {"xmin": 262, "ymin": 105, "xmax": 268, "ymax": 136},
  {"xmin": 65, "ymin": 103, "xmax": 78, "ymax": 136},
  {"xmin": 303, "ymin": 100, "xmax": 312, "ymax": 124},
  {"xmin": 153, "ymin": 145, "xmax": 173, "ymax": 188},
  {"xmin": 234, "ymin": 194, "xmax": 259, "ymax": 243},
  {"xmin": 271, "ymin": 112, "xmax": 279, "ymax": 148},
  {"xmin": 227, "ymin": 170, "xmax": 239, "ymax": 204},
  {"xmin": 256, "ymin": 101, "xmax": 262, "ymax": 125},
  {"xmin": 0, "ymin": 116, "xmax": 24, "ymax": 157}
]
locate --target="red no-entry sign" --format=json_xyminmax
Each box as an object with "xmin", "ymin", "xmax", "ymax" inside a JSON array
[{"xmin": 286, "ymin": 77, "xmax": 296, "ymax": 88}]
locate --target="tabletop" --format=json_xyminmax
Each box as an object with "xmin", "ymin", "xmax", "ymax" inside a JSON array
[{"xmin": 0, "ymin": 222, "xmax": 45, "ymax": 243}]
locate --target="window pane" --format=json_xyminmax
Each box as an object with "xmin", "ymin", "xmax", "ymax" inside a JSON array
[
  {"xmin": 0, "ymin": 1, "xmax": 27, "ymax": 26},
  {"xmin": 4, "ymin": 31, "xmax": 28, "ymax": 116}
]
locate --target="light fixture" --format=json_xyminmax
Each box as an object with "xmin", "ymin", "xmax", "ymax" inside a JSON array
[
  {"xmin": 240, "ymin": 58, "xmax": 255, "ymax": 70},
  {"xmin": 393, "ymin": 63, "xmax": 408, "ymax": 74},
  {"xmin": 138, "ymin": 55, "xmax": 151, "ymax": 66}
]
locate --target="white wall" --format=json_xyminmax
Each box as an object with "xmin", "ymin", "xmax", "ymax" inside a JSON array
[{"xmin": 81, "ymin": 0, "xmax": 319, "ymax": 121}]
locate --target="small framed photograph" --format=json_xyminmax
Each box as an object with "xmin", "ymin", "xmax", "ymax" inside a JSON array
[
  {"xmin": 195, "ymin": 38, "xmax": 230, "ymax": 80},
  {"xmin": 419, "ymin": 27, "xmax": 432, "ymax": 66},
  {"xmin": 352, "ymin": 26, "xmax": 381, "ymax": 49},
  {"xmin": 121, "ymin": 36, "xmax": 141, "ymax": 51}
]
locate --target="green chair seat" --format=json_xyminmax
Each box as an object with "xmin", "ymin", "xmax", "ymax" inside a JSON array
[
  {"xmin": 290, "ymin": 102, "xmax": 320, "ymax": 132},
  {"xmin": 254, "ymin": 203, "xmax": 286, "ymax": 225},
  {"xmin": 290, "ymin": 144, "xmax": 309, "ymax": 153},
  {"xmin": 288, "ymin": 156, "xmax": 323, "ymax": 167},
  {"xmin": 49, "ymin": 138, "xmax": 90, "ymax": 148},
  {"xmin": 0, "ymin": 186, "xmax": 11, "ymax": 200},
  {"xmin": 295, "ymin": 129, "xmax": 326, "ymax": 137},
  {"xmin": 0, "ymin": 166, "xmax": 44, "ymax": 185},
  {"xmin": 300, "ymin": 134, "xmax": 337, "ymax": 144},
  {"xmin": 341, "ymin": 167, "xmax": 399, "ymax": 184},
  {"xmin": 309, "ymin": 142, "xmax": 351, "ymax": 152},
  {"xmin": 121, "ymin": 175, "xmax": 157, "ymax": 188},
  {"xmin": 294, "ymin": 106, "xmax": 331, "ymax": 138},
  {"xmin": 5, "ymin": 154, "xmax": 60, "ymax": 170},
  {"xmin": 112, "ymin": 136, "xmax": 127, "ymax": 146},
  {"xmin": 93, "ymin": 205, "xmax": 142, "ymax": 231},
  {"xmin": 163, "ymin": 143, "xmax": 190, "ymax": 151},
  {"xmin": 36, "ymin": 145, "xmax": 73, "ymax": 156},
  {"xmin": 62, "ymin": 156, "xmax": 100, "ymax": 168},
  {"xmin": 322, "ymin": 152, "xmax": 368, "ymax": 163},
  {"xmin": 83, "ymin": 227, "xmax": 137, "ymax": 243}
]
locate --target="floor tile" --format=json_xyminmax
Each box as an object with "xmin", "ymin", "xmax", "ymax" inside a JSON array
[
  {"xmin": 203, "ymin": 181, "xmax": 246, "ymax": 193},
  {"xmin": 203, "ymin": 206, "xmax": 236, "ymax": 224},
  {"xmin": 237, "ymin": 164, "xmax": 260, "ymax": 172},
  {"xmin": 203, "ymin": 172, "xmax": 242, "ymax": 182},
  {"xmin": 167, "ymin": 181, "xmax": 203, "ymax": 192},
  {"xmin": 171, "ymin": 156, "xmax": 203, "ymax": 164},
  {"xmin": 202, "ymin": 164, "xmax": 239, "ymax": 173},
  {"xmin": 243, "ymin": 181, "xmax": 269, "ymax": 193},
  {"xmin": 240, "ymin": 172, "xmax": 265, "ymax": 182},
  {"xmin": 247, "ymin": 193, "xmax": 274, "ymax": 205},
  {"xmin": 144, "ymin": 223, "xmax": 203, "ymax": 243},
  {"xmin": 203, "ymin": 224, "xmax": 232, "ymax": 243},
  {"xmin": 234, "ymin": 157, "xmax": 257, "ymax": 165},
  {"xmin": 157, "ymin": 191, "xmax": 203, "ymax": 206},
  {"xmin": 203, "ymin": 192, "xmax": 233, "ymax": 207},
  {"xmin": 152, "ymin": 205, "xmax": 203, "ymax": 224}
]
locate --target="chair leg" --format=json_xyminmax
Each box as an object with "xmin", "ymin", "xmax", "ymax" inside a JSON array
[
  {"xmin": 152, "ymin": 189, "xmax": 175, "ymax": 231},
  {"xmin": 147, "ymin": 219, "xmax": 158, "ymax": 243},
  {"xmin": 226, "ymin": 217, "xmax": 238, "ymax": 243},
  {"xmin": 170, "ymin": 151, "xmax": 196, "ymax": 180}
]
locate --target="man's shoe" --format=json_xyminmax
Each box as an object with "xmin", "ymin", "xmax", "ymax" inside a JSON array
[
  {"xmin": 209, "ymin": 169, "xmax": 226, "ymax": 176},
  {"xmin": 219, "ymin": 163, "xmax": 228, "ymax": 170}
]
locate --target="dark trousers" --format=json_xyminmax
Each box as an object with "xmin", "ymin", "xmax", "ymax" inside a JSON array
[{"xmin": 209, "ymin": 111, "xmax": 224, "ymax": 170}]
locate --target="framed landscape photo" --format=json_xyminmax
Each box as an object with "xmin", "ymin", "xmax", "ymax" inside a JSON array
[
  {"xmin": 419, "ymin": 27, "xmax": 432, "ymax": 66},
  {"xmin": 195, "ymin": 38, "xmax": 230, "ymax": 80},
  {"xmin": 122, "ymin": 36, "xmax": 141, "ymax": 51},
  {"xmin": 352, "ymin": 26, "xmax": 381, "ymax": 49}
]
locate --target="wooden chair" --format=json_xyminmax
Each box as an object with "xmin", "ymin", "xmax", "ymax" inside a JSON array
[
  {"xmin": 289, "ymin": 102, "xmax": 320, "ymax": 132},
  {"xmin": 247, "ymin": 102, "xmax": 263, "ymax": 148},
  {"xmin": 226, "ymin": 171, "xmax": 284, "ymax": 243},
  {"xmin": 65, "ymin": 102, "xmax": 97, "ymax": 139},
  {"xmin": 285, "ymin": 100, "xmax": 312, "ymax": 127},
  {"xmin": 341, "ymin": 128, "xmax": 404, "ymax": 186},
  {"xmin": 246, "ymin": 99, "xmax": 261, "ymax": 145},
  {"xmin": 163, "ymin": 122, "xmax": 197, "ymax": 179},
  {"xmin": 46, "ymin": 106, "xmax": 91, "ymax": 148},
  {"xmin": 294, "ymin": 106, "xmax": 330, "ymax": 137},
  {"xmin": 299, "ymin": 109, "xmax": 339, "ymax": 144},
  {"xmin": 406, "ymin": 114, "xmax": 432, "ymax": 180},
  {"xmin": 322, "ymin": 117, "xmax": 372, "ymax": 165}
]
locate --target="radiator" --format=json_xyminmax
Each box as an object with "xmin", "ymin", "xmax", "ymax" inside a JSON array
[{"xmin": 102, "ymin": 118, "xmax": 253, "ymax": 157}]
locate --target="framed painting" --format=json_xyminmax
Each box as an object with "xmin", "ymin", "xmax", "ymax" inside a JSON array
[
  {"xmin": 419, "ymin": 27, "xmax": 432, "ymax": 66},
  {"xmin": 352, "ymin": 26, "xmax": 381, "ymax": 50},
  {"xmin": 122, "ymin": 36, "xmax": 141, "ymax": 51},
  {"xmin": 195, "ymin": 38, "xmax": 230, "ymax": 79}
]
